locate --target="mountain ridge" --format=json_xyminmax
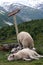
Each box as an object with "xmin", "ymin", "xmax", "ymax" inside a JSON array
[{"xmin": 0, "ymin": 3, "xmax": 43, "ymax": 27}]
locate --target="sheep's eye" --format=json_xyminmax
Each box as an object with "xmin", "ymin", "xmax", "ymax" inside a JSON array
[
  {"xmin": 12, "ymin": 55, "xmax": 14, "ymax": 57},
  {"xmin": 10, "ymin": 55, "xmax": 14, "ymax": 58}
]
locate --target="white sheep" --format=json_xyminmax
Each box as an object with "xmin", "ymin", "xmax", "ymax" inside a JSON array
[
  {"xmin": 11, "ymin": 31, "xmax": 35, "ymax": 53},
  {"xmin": 8, "ymin": 48, "xmax": 43, "ymax": 61},
  {"xmin": 17, "ymin": 31, "xmax": 35, "ymax": 50}
]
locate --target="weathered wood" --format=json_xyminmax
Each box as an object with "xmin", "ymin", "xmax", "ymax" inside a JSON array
[
  {"xmin": 13, "ymin": 16, "xmax": 18, "ymax": 37},
  {"xmin": 8, "ymin": 8, "xmax": 20, "ymax": 17}
]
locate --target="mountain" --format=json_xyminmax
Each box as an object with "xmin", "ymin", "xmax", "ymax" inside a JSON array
[
  {"xmin": 0, "ymin": 3, "xmax": 43, "ymax": 27},
  {"xmin": 35, "ymin": 3, "xmax": 43, "ymax": 10}
]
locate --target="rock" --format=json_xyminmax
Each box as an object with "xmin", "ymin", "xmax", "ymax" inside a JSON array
[{"xmin": 0, "ymin": 43, "xmax": 19, "ymax": 51}]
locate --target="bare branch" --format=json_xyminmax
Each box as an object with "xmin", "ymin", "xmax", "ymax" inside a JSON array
[{"xmin": 8, "ymin": 8, "xmax": 20, "ymax": 17}]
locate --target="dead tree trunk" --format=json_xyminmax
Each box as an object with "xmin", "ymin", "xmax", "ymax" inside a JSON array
[{"xmin": 13, "ymin": 15, "xmax": 18, "ymax": 38}]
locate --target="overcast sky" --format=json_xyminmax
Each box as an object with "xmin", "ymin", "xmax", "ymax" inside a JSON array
[{"xmin": 0, "ymin": 0, "xmax": 43, "ymax": 7}]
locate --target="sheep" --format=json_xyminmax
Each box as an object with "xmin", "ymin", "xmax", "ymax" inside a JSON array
[
  {"xmin": 11, "ymin": 31, "xmax": 35, "ymax": 53},
  {"xmin": 17, "ymin": 31, "xmax": 35, "ymax": 50},
  {"xmin": 8, "ymin": 48, "xmax": 43, "ymax": 61}
]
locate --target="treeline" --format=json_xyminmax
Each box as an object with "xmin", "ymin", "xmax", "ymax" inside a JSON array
[
  {"xmin": 18, "ymin": 19, "xmax": 43, "ymax": 40},
  {"xmin": 0, "ymin": 25, "xmax": 16, "ymax": 40},
  {"xmin": 0, "ymin": 19, "xmax": 43, "ymax": 42}
]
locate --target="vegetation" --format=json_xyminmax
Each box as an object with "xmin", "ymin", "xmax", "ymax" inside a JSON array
[{"xmin": 0, "ymin": 19, "xmax": 43, "ymax": 65}]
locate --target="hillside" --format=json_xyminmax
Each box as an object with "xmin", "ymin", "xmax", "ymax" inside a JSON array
[
  {"xmin": 0, "ymin": 19, "xmax": 43, "ymax": 54},
  {"xmin": 0, "ymin": 19, "xmax": 43, "ymax": 41}
]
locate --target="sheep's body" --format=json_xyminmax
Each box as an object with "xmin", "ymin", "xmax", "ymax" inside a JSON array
[
  {"xmin": 8, "ymin": 48, "xmax": 43, "ymax": 61},
  {"xmin": 17, "ymin": 31, "xmax": 34, "ymax": 49}
]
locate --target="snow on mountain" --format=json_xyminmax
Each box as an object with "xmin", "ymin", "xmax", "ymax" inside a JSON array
[
  {"xmin": 0, "ymin": 10, "xmax": 5, "ymax": 15},
  {"xmin": 36, "ymin": 3, "xmax": 43, "ymax": 10},
  {"xmin": 1, "ymin": 3, "xmax": 23, "ymax": 12},
  {"xmin": 0, "ymin": 2, "xmax": 43, "ymax": 12},
  {"xmin": 0, "ymin": 0, "xmax": 43, "ymax": 9},
  {"xmin": 4, "ymin": 20, "xmax": 13, "ymax": 26}
]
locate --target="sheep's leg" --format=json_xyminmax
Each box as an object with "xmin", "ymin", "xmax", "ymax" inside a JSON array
[
  {"xmin": 23, "ymin": 58, "xmax": 31, "ymax": 61},
  {"xmin": 34, "ymin": 52, "xmax": 43, "ymax": 58},
  {"xmin": 30, "ymin": 55, "xmax": 39, "ymax": 60},
  {"xmin": 19, "ymin": 41, "xmax": 23, "ymax": 49},
  {"xmin": 34, "ymin": 51, "xmax": 42, "ymax": 58}
]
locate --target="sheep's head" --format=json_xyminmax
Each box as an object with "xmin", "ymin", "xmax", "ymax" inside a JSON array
[
  {"xmin": 11, "ymin": 48, "xmax": 17, "ymax": 53},
  {"xmin": 7, "ymin": 54, "xmax": 15, "ymax": 61},
  {"xmin": 7, "ymin": 53, "xmax": 19, "ymax": 61}
]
